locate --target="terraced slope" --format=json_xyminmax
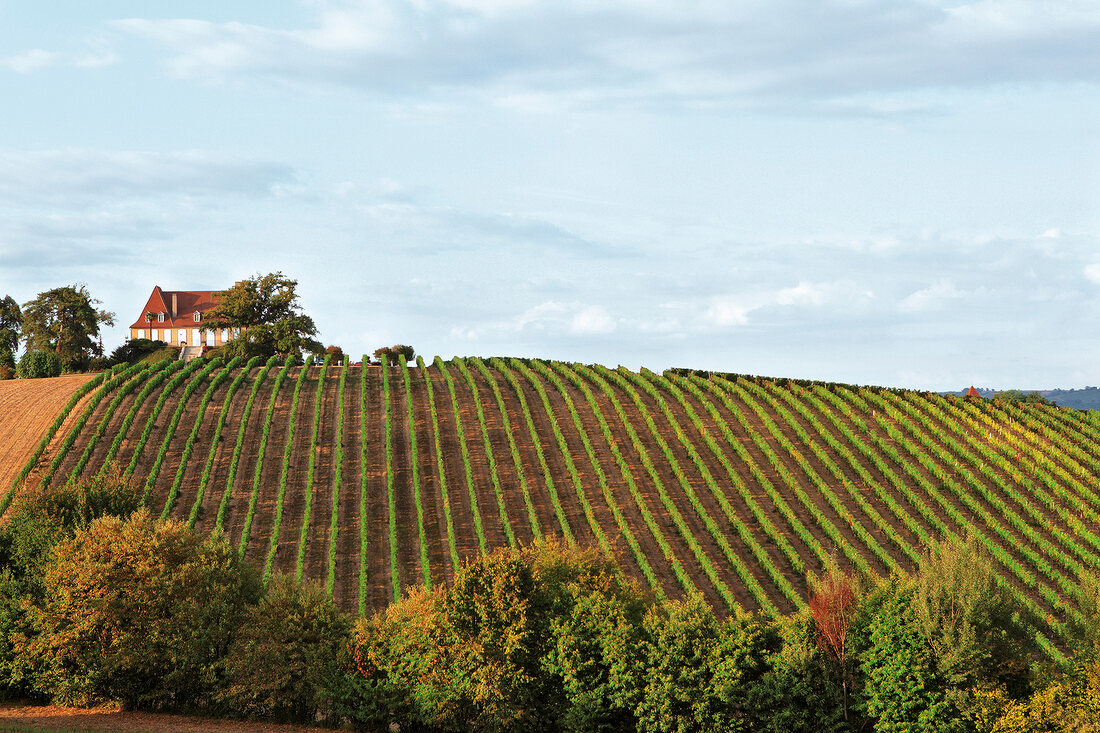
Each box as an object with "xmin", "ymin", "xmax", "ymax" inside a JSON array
[{"xmin": 7, "ymin": 356, "xmax": 1100, "ymax": 658}]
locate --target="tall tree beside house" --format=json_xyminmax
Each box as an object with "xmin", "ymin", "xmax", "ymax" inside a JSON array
[
  {"xmin": 21, "ymin": 285, "xmax": 115, "ymax": 372},
  {"xmin": 206, "ymin": 272, "xmax": 321, "ymax": 360}
]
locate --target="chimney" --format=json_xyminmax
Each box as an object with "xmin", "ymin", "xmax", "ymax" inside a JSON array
[{"xmin": 171, "ymin": 293, "xmax": 177, "ymax": 319}]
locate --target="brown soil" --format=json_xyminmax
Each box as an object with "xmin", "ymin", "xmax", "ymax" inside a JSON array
[
  {"xmin": 0, "ymin": 374, "xmax": 97, "ymax": 499},
  {"xmin": 0, "ymin": 701, "xmax": 329, "ymax": 733}
]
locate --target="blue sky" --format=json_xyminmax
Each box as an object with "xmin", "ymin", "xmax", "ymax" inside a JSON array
[{"xmin": 1, "ymin": 0, "xmax": 1098, "ymax": 390}]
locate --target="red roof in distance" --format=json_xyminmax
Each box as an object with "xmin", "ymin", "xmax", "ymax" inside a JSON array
[
  {"xmin": 129, "ymin": 286, "xmax": 222, "ymax": 330},
  {"xmin": 965, "ymin": 385, "xmax": 982, "ymax": 398}
]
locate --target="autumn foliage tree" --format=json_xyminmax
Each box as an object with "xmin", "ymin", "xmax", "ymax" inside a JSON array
[
  {"xmin": 809, "ymin": 559, "xmax": 860, "ymax": 721},
  {"xmin": 16, "ymin": 509, "xmax": 258, "ymax": 708}
]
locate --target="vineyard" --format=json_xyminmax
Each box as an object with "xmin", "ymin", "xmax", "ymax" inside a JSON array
[{"xmin": 6, "ymin": 356, "xmax": 1100, "ymax": 658}]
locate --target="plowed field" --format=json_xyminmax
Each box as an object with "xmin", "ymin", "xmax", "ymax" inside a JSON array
[{"xmin": 0, "ymin": 373, "xmax": 97, "ymax": 493}]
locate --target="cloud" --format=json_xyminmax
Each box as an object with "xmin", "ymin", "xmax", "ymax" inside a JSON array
[
  {"xmin": 699, "ymin": 280, "xmax": 872, "ymax": 329},
  {"xmin": 1085, "ymin": 263, "xmax": 1100, "ymax": 285},
  {"xmin": 114, "ymin": 0, "xmax": 1100, "ymax": 109},
  {"xmin": 349, "ymin": 181, "xmax": 622, "ymax": 256},
  {"xmin": 451, "ymin": 300, "xmax": 618, "ymax": 340},
  {"xmin": 0, "ymin": 44, "xmax": 118, "ymax": 74},
  {"xmin": 0, "ymin": 150, "xmax": 295, "ymax": 206},
  {"xmin": 899, "ymin": 278, "xmax": 970, "ymax": 313}
]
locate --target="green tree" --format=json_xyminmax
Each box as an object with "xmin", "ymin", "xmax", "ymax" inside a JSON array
[
  {"xmin": 635, "ymin": 597, "xmax": 778, "ymax": 733},
  {"xmin": 0, "ymin": 294, "xmax": 20, "ymax": 355},
  {"xmin": 217, "ymin": 575, "xmax": 350, "ymax": 723},
  {"xmin": 21, "ymin": 285, "xmax": 115, "ymax": 372},
  {"xmin": 206, "ymin": 272, "xmax": 321, "ymax": 360}
]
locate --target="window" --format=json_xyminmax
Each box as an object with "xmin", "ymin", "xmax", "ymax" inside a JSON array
[
  {"xmin": 151, "ymin": 329, "xmax": 158, "ymax": 341},
  {"xmin": 222, "ymin": 329, "xmax": 229, "ymax": 341},
  {"xmin": 137, "ymin": 329, "xmax": 145, "ymax": 340},
  {"xmin": 158, "ymin": 312, "xmax": 165, "ymax": 322},
  {"xmin": 193, "ymin": 311, "xmax": 201, "ymax": 322}
]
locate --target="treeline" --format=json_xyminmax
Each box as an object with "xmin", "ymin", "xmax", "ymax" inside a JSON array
[{"xmin": 2, "ymin": 474, "xmax": 1099, "ymax": 732}]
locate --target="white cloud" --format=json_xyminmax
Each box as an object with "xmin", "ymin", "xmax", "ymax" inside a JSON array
[
  {"xmin": 699, "ymin": 280, "xmax": 871, "ymax": 329},
  {"xmin": 0, "ymin": 150, "xmax": 295, "ymax": 205},
  {"xmin": 0, "ymin": 45, "xmax": 118, "ymax": 74},
  {"xmin": 1085, "ymin": 263, "xmax": 1100, "ymax": 285},
  {"xmin": 899, "ymin": 278, "xmax": 969, "ymax": 313},
  {"xmin": 570, "ymin": 306, "xmax": 616, "ymax": 334},
  {"xmin": 113, "ymin": 0, "xmax": 1100, "ymax": 109},
  {"xmin": 452, "ymin": 300, "xmax": 619, "ymax": 340},
  {"xmin": 0, "ymin": 49, "xmax": 60, "ymax": 74}
]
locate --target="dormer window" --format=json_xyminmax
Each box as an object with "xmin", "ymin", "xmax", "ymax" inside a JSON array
[
  {"xmin": 193, "ymin": 311, "xmax": 201, "ymax": 323},
  {"xmin": 158, "ymin": 312, "xmax": 165, "ymax": 322}
]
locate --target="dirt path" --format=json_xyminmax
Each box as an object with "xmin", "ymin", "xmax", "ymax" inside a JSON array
[{"xmin": 0, "ymin": 701, "xmax": 330, "ymax": 733}]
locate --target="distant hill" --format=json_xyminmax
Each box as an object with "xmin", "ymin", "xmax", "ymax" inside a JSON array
[{"xmin": 945, "ymin": 386, "xmax": 1100, "ymax": 410}]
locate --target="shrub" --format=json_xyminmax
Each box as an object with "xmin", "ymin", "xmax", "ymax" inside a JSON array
[
  {"xmin": 636, "ymin": 597, "xmax": 779, "ymax": 733},
  {"xmin": 108, "ymin": 339, "xmax": 168, "ymax": 366},
  {"xmin": 16, "ymin": 351, "xmax": 62, "ymax": 379},
  {"xmin": 347, "ymin": 541, "xmax": 650, "ymax": 731},
  {"xmin": 15, "ymin": 509, "xmax": 259, "ymax": 709},
  {"xmin": 0, "ymin": 470, "xmax": 146, "ymax": 699},
  {"xmin": 372, "ymin": 344, "xmax": 414, "ymax": 364},
  {"xmin": 217, "ymin": 575, "xmax": 351, "ymax": 723}
]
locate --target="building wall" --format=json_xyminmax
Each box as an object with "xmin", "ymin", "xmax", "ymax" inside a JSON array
[{"xmin": 130, "ymin": 326, "xmax": 236, "ymax": 347}]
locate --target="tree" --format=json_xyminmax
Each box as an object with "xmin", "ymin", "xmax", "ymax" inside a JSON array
[
  {"xmin": 0, "ymin": 295, "xmax": 22, "ymax": 379},
  {"xmin": 808, "ymin": 558, "xmax": 861, "ymax": 722},
  {"xmin": 217, "ymin": 575, "xmax": 351, "ymax": 723},
  {"xmin": 0, "ymin": 295, "xmax": 20, "ymax": 356},
  {"xmin": 16, "ymin": 509, "xmax": 258, "ymax": 708},
  {"xmin": 206, "ymin": 272, "xmax": 321, "ymax": 360},
  {"xmin": 373, "ymin": 344, "xmax": 415, "ymax": 364},
  {"xmin": 21, "ymin": 285, "xmax": 115, "ymax": 372}
]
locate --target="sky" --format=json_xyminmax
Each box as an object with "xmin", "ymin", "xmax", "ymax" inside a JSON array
[{"xmin": 1, "ymin": 0, "xmax": 1099, "ymax": 391}]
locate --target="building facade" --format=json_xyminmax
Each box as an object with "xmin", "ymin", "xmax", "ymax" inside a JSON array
[{"xmin": 128, "ymin": 286, "xmax": 239, "ymax": 348}]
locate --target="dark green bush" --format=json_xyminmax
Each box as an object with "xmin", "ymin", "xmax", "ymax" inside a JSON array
[
  {"xmin": 108, "ymin": 339, "xmax": 168, "ymax": 366},
  {"xmin": 16, "ymin": 350, "xmax": 62, "ymax": 378},
  {"xmin": 217, "ymin": 575, "xmax": 350, "ymax": 723}
]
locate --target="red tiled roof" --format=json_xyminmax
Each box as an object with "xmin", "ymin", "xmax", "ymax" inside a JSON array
[
  {"xmin": 128, "ymin": 286, "xmax": 223, "ymax": 330},
  {"xmin": 965, "ymin": 385, "xmax": 981, "ymax": 398}
]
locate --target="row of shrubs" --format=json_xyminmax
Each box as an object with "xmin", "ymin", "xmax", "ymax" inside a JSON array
[
  {"xmin": 2, "ymin": 471, "xmax": 1099, "ymax": 731},
  {"xmin": 0, "ymin": 339, "xmax": 179, "ymax": 380}
]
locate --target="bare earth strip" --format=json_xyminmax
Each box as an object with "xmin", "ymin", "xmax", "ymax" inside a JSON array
[
  {"xmin": 0, "ymin": 701, "xmax": 329, "ymax": 733},
  {"xmin": 0, "ymin": 374, "xmax": 98, "ymax": 494}
]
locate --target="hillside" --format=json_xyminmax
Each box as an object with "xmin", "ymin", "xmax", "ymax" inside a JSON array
[{"xmin": 5, "ymin": 355, "xmax": 1100, "ymax": 657}]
